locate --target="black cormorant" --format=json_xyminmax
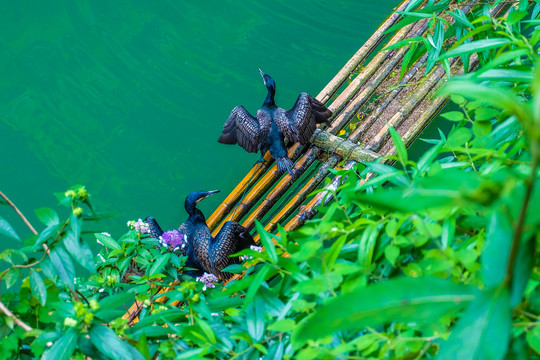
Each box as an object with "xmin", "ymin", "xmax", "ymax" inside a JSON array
[
  {"xmin": 218, "ymin": 69, "xmax": 333, "ymax": 175},
  {"xmin": 146, "ymin": 190, "xmax": 255, "ymax": 280}
]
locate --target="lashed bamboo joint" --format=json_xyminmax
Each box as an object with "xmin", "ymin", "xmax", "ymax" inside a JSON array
[
  {"xmin": 123, "ymin": 0, "xmax": 512, "ymax": 323},
  {"xmin": 310, "ymin": 129, "xmax": 380, "ymax": 163}
]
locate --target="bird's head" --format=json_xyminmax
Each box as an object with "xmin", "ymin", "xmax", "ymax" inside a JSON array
[
  {"xmin": 259, "ymin": 69, "xmax": 275, "ymax": 94},
  {"xmin": 185, "ymin": 190, "xmax": 220, "ymax": 210}
]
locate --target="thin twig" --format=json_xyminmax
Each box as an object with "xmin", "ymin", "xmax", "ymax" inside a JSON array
[
  {"xmin": 0, "ymin": 300, "xmax": 32, "ymax": 331},
  {"xmin": 505, "ymin": 150, "xmax": 538, "ymax": 287},
  {"xmin": 0, "ymin": 190, "xmax": 37, "ymax": 235}
]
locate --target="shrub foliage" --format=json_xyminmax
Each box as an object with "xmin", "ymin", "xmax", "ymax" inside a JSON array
[{"xmin": 1, "ymin": 1, "xmax": 540, "ymax": 359}]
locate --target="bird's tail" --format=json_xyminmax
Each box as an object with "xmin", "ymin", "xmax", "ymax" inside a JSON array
[{"xmin": 276, "ymin": 157, "xmax": 294, "ymax": 176}]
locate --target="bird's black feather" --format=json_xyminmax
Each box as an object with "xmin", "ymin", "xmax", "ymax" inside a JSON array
[{"xmin": 218, "ymin": 70, "xmax": 332, "ymax": 174}]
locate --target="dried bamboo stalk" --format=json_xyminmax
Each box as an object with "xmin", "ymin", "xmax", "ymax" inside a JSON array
[
  {"xmin": 206, "ymin": 0, "xmax": 412, "ymax": 232},
  {"xmin": 211, "ymin": 17, "xmax": 432, "ymax": 237},
  {"xmin": 317, "ymin": 0, "xmax": 410, "ymax": 103}
]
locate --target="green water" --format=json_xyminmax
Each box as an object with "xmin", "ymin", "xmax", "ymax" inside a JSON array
[{"xmin": 1, "ymin": 1, "xmax": 399, "ymax": 238}]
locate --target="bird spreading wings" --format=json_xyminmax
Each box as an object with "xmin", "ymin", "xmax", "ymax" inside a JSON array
[
  {"xmin": 219, "ymin": 93, "xmax": 332, "ymax": 151},
  {"xmin": 274, "ymin": 92, "xmax": 332, "ymax": 145},
  {"xmin": 218, "ymin": 105, "xmax": 271, "ymax": 153}
]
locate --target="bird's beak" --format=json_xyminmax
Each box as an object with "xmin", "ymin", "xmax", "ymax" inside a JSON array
[
  {"xmin": 259, "ymin": 68, "xmax": 266, "ymax": 84},
  {"xmin": 205, "ymin": 190, "xmax": 220, "ymax": 197},
  {"xmin": 196, "ymin": 190, "xmax": 220, "ymax": 204}
]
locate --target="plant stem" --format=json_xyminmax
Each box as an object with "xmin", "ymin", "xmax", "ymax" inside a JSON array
[
  {"xmin": 505, "ymin": 150, "xmax": 538, "ymax": 287},
  {"xmin": 0, "ymin": 300, "xmax": 32, "ymax": 331},
  {"xmin": 0, "ymin": 190, "xmax": 37, "ymax": 235}
]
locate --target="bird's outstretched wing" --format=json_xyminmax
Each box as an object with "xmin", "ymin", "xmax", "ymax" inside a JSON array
[
  {"xmin": 218, "ymin": 105, "xmax": 270, "ymax": 153},
  {"xmin": 210, "ymin": 221, "xmax": 255, "ymax": 280},
  {"xmin": 274, "ymin": 93, "xmax": 332, "ymax": 145}
]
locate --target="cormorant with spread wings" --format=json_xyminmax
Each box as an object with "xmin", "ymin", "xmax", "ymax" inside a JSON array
[{"xmin": 218, "ymin": 69, "xmax": 332, "ymax": 175}]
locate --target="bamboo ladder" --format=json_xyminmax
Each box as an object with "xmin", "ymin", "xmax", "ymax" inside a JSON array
[{"xmin": 123, "ymin": 0, "xmax": 510, "ymax": 322}]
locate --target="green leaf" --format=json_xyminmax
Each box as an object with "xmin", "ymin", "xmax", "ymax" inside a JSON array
[
  {"xmin": 136, "ymin": 333, "xmax": 151, "ymax": 360},
  {"xmin": 293, "ymin": 277, "xmax": 475, "ymax": 346},
  {"xmin": 41, "ymin": 328, "xmax": 77, "ymax": 360},
  {"xmin": 437, "ymin": 287, "xmax": 511, "ymax": 360},
  {"xmin": 448, "ymin": 9, "xmax": 474, "ymax": 29},
  {"xmin": 246, "ymin": 295, "xmax": 266, "ymax": 342},
  {"xmin": 384, "ymin": 244, "xmax": 400, "ymax": 266},
  {"xmin": 148, "ymin": 253, "xmax": 170, "ymax": 276},
  {"xmin": 90, "ymin": 325, "xmax": 145, "ymax": 360},
  {"xmin": 0, "ymin": 216, "xmax": 20, "ymax": 241},
  {"xmin": 324, "ymin": 235, "xmax": 346, "ymax": 270},
  {"xmin": 473, "ymin": 69, "xmax": 534, "ymax": 83},
  {"xmin": 439, "ymin": 38, "xmax": 512, "ymax": 60},
  {"xmin": 49, "ymin": 247, "xmax": 75, "ymax": 289},
  {"xmin": 255, "ymin": 220, "xmax": 278, "ymax": 264},
  {"xmin": 64, "ymin": 229, "xmax": 96, "ymax": 273},
  {"xmin": 426, "ymin": 21, "xmax": 444, "ymax": 73},
  {"xmin": 221, "ymin": 264, "xmax": 246, "ymax": 274},
  {"xmin": 481, "ymin": 211, "xmax": 512, "ymax": 288},
  {"xmin": 445, "ymin": 127, "xmax": 471, "ymax": 148},
  {"xmin": 440, "ymin": 111, "xmax": 465, "ymax": 122},
  {"xmin": 5, "ymin": 268, "xmax": 20, "ymax": 289},
  {"xmin": 268, "ymin": 319, "xmax": 296, "ymax": 332},
  {"xmin": 176, "ymin": 349, "xmax": 204, "ymax": 359},
  {"xmin": 439, "ymin": 81, "xmax": 528, "ymax": 123},
  {"xmin": 95, "ymin": 233, "xmax": 121, "ymax": 250},
  {"xmin": 472, "ymin": 121, "xmax": 492, "ymax": 137},
  {"xmin": 95, "ymin": 292, "xmax": 135, "ymax": 321},
  {"xmin": 511, "ymin": 234, "xmax": 536, "ymax": 306},
  {"xmin": 400, "ymin": 42, "xmax": 418, "ymax": 80},
  {"xmin": 243, "ymin": 265, "xmax": 271, "ymax": 309},
  {"xmin": 507, "ymin": 9, "xmax": 528, "ymax": 26},
  {"xmin": 292, "ymin": 273, "xmax": 342, "ymax": 294},
  {"xmin": 196, "ymin": 318, "xmax": 216, "ymax": 344},
  {"xmin": 388, "ymin": 126, "xmax": 408, "ymax": 167},
  {"xmin": 35, "ymin": 208, "xmax": 59, "ymax": 227},
  {"xmin": 476, "ymin": 49, "xmax": 530, "ymax": 75},
  {"xmin": 30, "ymin": 271, "xmax": 47, "ymax": 305},
  {"xmin": 358, "ymin": 224, "xmax": 378, "ymax": 273},
  {"xmin": 527, "ymin": 325, "xmax": 540, "ymax": 354},
  {"xmin": 34, "ymin": 224, "xmax": 60, "ymax": 248},
  {"xmin": 475, "ymin": 108, "xmax": 500, "ymax": 121}
]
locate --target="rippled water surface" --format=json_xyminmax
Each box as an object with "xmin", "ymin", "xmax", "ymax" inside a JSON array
[{"xmin": 1, "ymin": 1, "xmax": 399, "ymax": 237}]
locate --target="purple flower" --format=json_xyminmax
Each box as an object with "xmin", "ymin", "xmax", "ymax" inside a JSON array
[
  {"xmin": 132, "ymin": 219, "xmax": 149, "ymax": 234},
  {"xmin": 160, "ymin": 230, "xmax": 185, "ymax": 250},
  {"xmin": 196, "ymin": 272, "xmax": 218, "ymax": 291}
]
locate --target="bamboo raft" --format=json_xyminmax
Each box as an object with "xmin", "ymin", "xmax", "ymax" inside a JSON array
[{"xmin": 123, "ymin": 0, "xmax": 510, "ymax": 323}]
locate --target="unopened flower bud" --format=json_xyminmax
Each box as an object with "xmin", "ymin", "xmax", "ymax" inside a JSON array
[
  {"xmin": 89, "ymin": 299, "xmax": 99, "ymax": 311},
  {"xmin": 64, "ymin": 317, "xmax": 77, "ymax": 327}
]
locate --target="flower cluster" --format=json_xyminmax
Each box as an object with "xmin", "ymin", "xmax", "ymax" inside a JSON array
[
  {"xmin": 196, "ymin": 272, "xmax": 219, "ymax": 291},
  {"xmin": 159, "ymin": 230, "xmax": 185, "ymax": 251},
  {"xmin": 240, "ymin": 245, "xmax": 263, "ymax": 261},
  {"xmin": 127, "ymin": 219, "xmax": 149, "ymax": 234}
]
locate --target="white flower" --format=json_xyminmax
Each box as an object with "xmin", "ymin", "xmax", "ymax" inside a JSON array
[{"xmin": 241, "ymin": 245, "xmax": 263, "ymax": 261}]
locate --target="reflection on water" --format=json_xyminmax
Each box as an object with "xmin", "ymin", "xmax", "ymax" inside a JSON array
[{"xmin": 0, "ymin": 0, "xmax": 399, "ymax": 237}]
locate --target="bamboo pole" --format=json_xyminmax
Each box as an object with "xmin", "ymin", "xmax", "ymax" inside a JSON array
[
  {"xmin": 317, "ymin": 0, "xmax": 410, "ymax": 104},
  {"xmin": 206, "ymin": 0, "xmax": 412, "ymax": 232},
  {"xmin": 282, "ymin": 2, "xmax": 509, "ymax": 233},
  {"xmin": 211, "ymin": 15, "xmax": 431, "ymax": 237},
  {"xmin": 123, "ymin": 0, "xmax": 513, "ymax": 323}
]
